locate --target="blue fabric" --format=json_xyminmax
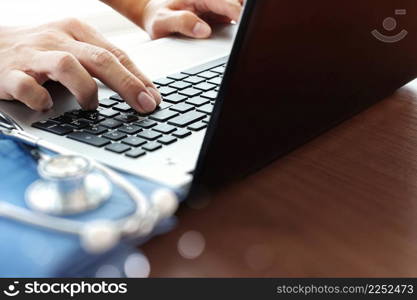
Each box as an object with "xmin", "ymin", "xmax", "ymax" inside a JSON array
[{"xmin": 0, "ymin": 140, "xmax": 181, "ymax": 277}]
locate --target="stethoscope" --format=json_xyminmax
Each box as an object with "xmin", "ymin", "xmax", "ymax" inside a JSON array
[{"xmin": 0, "ymin": 111, "xmax": 178, "ymax": 254}]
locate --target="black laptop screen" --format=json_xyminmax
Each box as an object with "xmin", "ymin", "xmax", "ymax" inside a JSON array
[{"xmin": 191, "ymin": 0, "xmax": 417, "ymax": 195}]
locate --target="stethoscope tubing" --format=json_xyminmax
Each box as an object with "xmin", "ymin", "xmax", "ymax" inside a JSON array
[{"xmin": 0, "ymin": 127, "xmax": 178, "ymax": 253}]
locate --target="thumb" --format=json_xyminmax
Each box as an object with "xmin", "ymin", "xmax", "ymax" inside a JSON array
[{"xmin": 155, "ymin": 10, "xmax": 212, "ymax": 39}]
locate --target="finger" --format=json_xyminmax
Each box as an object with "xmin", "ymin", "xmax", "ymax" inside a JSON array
[
  {"xmin": 153, "ymin": 10, "xmax": 212, "ymax": 39},
  {"xmin": 0, "ymin": 70, "xmax": 52, "ymax": 111},
  {"xmin": 58, "ymin": 18, "xmax": 158, "ymax": 91},
  {"xmin": 65, "ymin": 41, "xmax": 159, "ymax": 112},
  {"xmin": 200, "ymin": 0, "xmax": 243, "ymax": 22},
  {"xmin": 31, "ymin": 51, "xmax": 99, "ymax": 110}
]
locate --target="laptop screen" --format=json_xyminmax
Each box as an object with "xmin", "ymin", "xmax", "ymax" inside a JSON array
[{"xmin": 191, "ymin": 0, "xmax": 417, "ymax": 195}]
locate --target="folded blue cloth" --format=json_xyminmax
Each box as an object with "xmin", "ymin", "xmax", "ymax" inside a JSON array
[{"xmin": 0, "ymin": 140, "xmax": 180, "ymax": 277}]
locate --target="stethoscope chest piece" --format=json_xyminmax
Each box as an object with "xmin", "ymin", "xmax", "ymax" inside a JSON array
[{"xmin": 25, "ymin": 155, "xmax": 112, "ymax": 215}]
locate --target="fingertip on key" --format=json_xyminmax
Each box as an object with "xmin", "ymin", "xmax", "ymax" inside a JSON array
[
  {"xmin": 137, "ymin": 91, "xmax": 157, "ymax": 112},
  {"xmin": 147, "ymin": 87, "xmax": 162, "ymax": 104}
]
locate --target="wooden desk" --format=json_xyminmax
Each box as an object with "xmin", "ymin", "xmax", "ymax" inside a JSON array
[{"xmin": 143, "ymin": 82, "xmax": 417, "ymax": 277}]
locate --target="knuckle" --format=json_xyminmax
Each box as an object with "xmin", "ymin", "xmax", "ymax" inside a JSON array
[
  {"xmin": 14, "ymin": 77, "xmax": 34, "ymax": 97},
  {"xmin": 11, "ymin": 42, "xmax": 29, "ymax": 54},
  {"xmin": 91, "ymin": 49, "xmax": 115, "ymax": 68},
  {"xmin": 38, "ymin": 29, "xmax": 60, "ymax": 41},
  {"xmin": 179, "ymin": 11, "xmax": 194, "ymax": 22},
  {"xmin": 152, "ymin": 11, "xmax": 166, "ymax": 27},
  {"xmin": 149, "ymin": 11, "xmax": 171, "ymax": 38},
  {"xmin": 109, "ymin": 48, "xmax": 129, "ymax": 66},
  {"xmin": 54, "ymin": 53, "xmax": 76, "ymax": 73},
  {"xmin": 29, "ymin": 30, "xmax": 64, "ymax": 49},
  {"xmin": 151, "ymin": 20, "xmax": 165, "ymax": 38},
  {"xmin": 173, "ymin": 11, "xmax": 195, "ymax": 32},
  {"xmin": 62, "ymin": 17, "xmax": 84, "ymax": 30}
]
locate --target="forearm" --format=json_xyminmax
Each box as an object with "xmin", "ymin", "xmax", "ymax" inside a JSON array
[{"xmin": 100, "ymin": 0, "xmax": 150, "ymax": 28}]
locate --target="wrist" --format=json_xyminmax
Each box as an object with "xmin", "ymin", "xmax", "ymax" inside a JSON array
[{"xmin": 101, "ymin": 0, "xmax": 151, "ymax": 28}]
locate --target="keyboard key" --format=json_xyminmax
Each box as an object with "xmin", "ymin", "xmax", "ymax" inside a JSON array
[
  {"xmin": 115, "ymin": 114, "xmax": 138, "ymax": 123},
  {"xmin": 153, "ymin": 78, "xmax": 174, "ymax": 86},
  {"xmin": 168, "ymin": 111, "xmax": 206, "ymax": 127},
  {"xmin": 211, "ymin": 66, "xmax": 226, "ymax": 74},
  {"xmin": 63, "ymin": 109, "xmax": 84, "ymax": 117},
  {"xmin": 113, "ymin": 103, "xmax": 133, "ymax": 112},
  {"xmin": 137, "ymin": 130, "xmax": 162, "ymax": 141},
  {"xmin": 110, "ymin": 94, "xmax": 124, "ymax": 102},
  {"xmin": 79, "ymin": 111, "xmax": 105, "ymax": 124},
  {"xmin": 149, "ymin": 109, "xmax": 179, "ymax": 122},
  {"xmin": 186, "ymin": 96, "xmax": 210, "ymax": 107},
  {"xmin": 197, "ymin": 71, "xmax": 218, "ymax": 79},
  {"xmin": 188, "ymin": 121, "xmax": 207, "ymax": 131},
  {"xmin": 99, "ymin": 98, "xmax": 118, "ymax": 108},
  {"xmin": 65, "ymin": 109, "xmax": 85, "ymax": 118},
  {"xmin": 125, "ymin": 148, "xmax": 146, "ymax": 158},
  {"xmin": 83, "ymin": 125, "xmax": 107, "ymax": 135},
  {"xmin": 99, "ymin": 108, "xmax": 120, "ymax": 118},
  {"xmin": 208, "ymin": 77, "xmax": 222, "ymax": 85},
  {"xmin": 143, "ymin": 142, "xmax": 162, "ymax": 152},
  {"xmin": 67, "ymin": 119, "xmax": 90, "ymax": 129},
  {"xmin": 158, "ymin": 136, "xmax": 178, "ymax": 145},
  {"xmin": 100, "ymin": 119, "xmax": 123, "ymax": 129},
  {"xmin": 172, "ymin": 128, "xmax": 192, "ymax": 138},
  {"xmin": 158, "ymin": 86, "xmax": 177, "ymax": 96},
  {"xmin": 118, "ymin": 124, "xmax": 142, "ymax": 135},
  {"xmin": 158, "ymin": 101, "xmax": 173, "ymax": 110},
  {"xmin": 194, "ymin": 82, "xmax": 216, "ymax": 91},
  {"xmin": 164, "ymin": 94, "xmax": 187, "ymax": 104},
  {"xmin": 170, "ymin": 103, "xmax": 194, "ymax": 113},
  {"xmin": 135, "ymin": 119, "xmax": 157, "ymax": 129},
  {"xmin": 179, "ymin": 88, "xmax": 202, "ymax": 98},
  {"xmin": 184, "ymin": 76, "xmax": 205, "ymax": 84},
  {"xmin": 67, "ymin": 132, "xmax": 110, "ymax": 147},
  {"xmin": 201, "ymin": 90, "xmax": 218, "ymax": 100},
  {"xmin": 152, "ymin": 124, "xmax": 177, "ymax": 134},
  {"xmin": 169, "ymin": 81, "xmax": 192, "ymax": 90},
  {"xmin": 167, "ymin": 73, "xmax": 188, "ymax": 81},
  {"xmin": 105, "ymin": 143, "xmax": 131, "ymax": 154},
  {"xmin": 51, "ymin": 115, "xmax": 73, "ymax": 124},
  {"xmin": 102, "ymin": 131, "xmax": 127, "ymax": 141},
  {"xmin": 196, "ymin": 103, "xmax": 214, "ymax": 114},
  {"xmin": 122, "ymin": 136, "xmax": 147, "ymax": 147},
  {"xmin": 32, "ymin": 121, "xmax": 73, "ymax": 136}
]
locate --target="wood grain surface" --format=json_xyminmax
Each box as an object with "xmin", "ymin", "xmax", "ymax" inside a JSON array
[{"xmin": 142, "ymin": 83, "xmax": 417, "ymax": 277}]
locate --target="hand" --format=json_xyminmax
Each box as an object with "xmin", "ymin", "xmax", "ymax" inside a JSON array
[
  {"xmin": 105, "ymin": 0, "xmax": 244, "ymax": 39},
  {"xmin": 0, "ymin": 19, "xmax": 161, "ymax": 112},
  {"xmin": 142, "ymin": 0, "xmax": 244, "ymax": 39}
]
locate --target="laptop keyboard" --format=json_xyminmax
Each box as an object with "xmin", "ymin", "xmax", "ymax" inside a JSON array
[{"xmin": 31, "ymin": 56, "xmax": 227, "ymax": 159}]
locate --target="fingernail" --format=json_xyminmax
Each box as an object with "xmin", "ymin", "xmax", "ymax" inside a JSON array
[
  {"xmin": 137, "ymin": 91, "xmax": 157, "ymax": 112},
  {"xmin": 193, "ymin": 22, "xmax": 211, "ymax": 38},
  {"xmin": 147, "ymin": 87, "xmax": 162, "ymax": 103}
]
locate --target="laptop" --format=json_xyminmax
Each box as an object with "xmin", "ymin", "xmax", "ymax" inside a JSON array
[{"xmin": 1, "ymin": 0, "xmax": 416, "ymax": 197}]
